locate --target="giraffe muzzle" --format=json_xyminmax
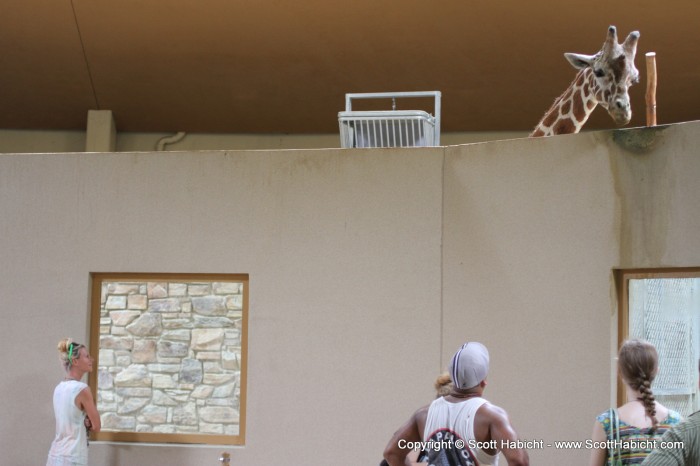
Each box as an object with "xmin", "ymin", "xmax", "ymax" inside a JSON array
[
  {"xmin": 612, "ymin": 112, "xmax": 632, "ymax": 126},
  {"xmin": 611, "ymin": 100, "xmax": 632, "ymax": 126}
]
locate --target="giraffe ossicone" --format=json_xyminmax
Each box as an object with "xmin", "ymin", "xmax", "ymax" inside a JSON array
[{"xmin": 531, "ymin": 26, "xmax": 640, "ymax": 137}]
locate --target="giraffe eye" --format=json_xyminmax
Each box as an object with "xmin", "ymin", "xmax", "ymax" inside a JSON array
[{"xmin": 594, "ymin": 69, "xmax": 606, "ymax": 78}]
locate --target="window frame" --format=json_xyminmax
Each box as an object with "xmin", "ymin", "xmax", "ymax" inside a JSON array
[
  {"xmin": 615, "ymin": 267, "xmax": 700, "ymax": 406},
  {"xmin": 88, "ymin": 272, "xmax": 249, "ymax": 445}
]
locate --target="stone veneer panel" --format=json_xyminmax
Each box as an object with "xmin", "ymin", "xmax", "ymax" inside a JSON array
[{"xmin": 97, "ymin": 281, "xmax": 243, "ymax": 436}]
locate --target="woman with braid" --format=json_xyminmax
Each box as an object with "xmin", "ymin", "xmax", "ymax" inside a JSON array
[
  {"xmin": 588, "ymin": 339, "xmax": 682, "ymax": 466},
  {"xmin": 46, "ymin": 338, "xmax": 100, "ymax": 466}
]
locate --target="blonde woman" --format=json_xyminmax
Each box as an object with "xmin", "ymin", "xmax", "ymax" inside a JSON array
[
  {"xmin": 588, "ymin": 339, "xmax": 682, "ymax": 466},
  {"xmin": 46, "ymin": 338, "xmax": 101, "ymax": 466}
]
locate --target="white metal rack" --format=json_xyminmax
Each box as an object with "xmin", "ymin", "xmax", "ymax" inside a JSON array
[{"xmin": 338, "ymin": 91, "xmax": 441, "ymax": 148}]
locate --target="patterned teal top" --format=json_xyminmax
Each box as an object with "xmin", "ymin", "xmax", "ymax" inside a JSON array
[{"xmin": 597, "ymin": 409, "xmax": 683, "ymax": 465}]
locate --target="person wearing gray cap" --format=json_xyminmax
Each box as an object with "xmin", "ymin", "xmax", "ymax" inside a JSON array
[{"xmin": 383, "ymin": 342, "xmax": 529, "ymax": 466}]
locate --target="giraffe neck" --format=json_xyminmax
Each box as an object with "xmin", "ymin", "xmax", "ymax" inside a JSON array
[{"xmin": 530, "ymin": 69, "xmax": 601, "ymax": 137}]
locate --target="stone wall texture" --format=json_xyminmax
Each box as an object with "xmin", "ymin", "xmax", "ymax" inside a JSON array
[{"xmin": 97, "ymin": 280, "xmax": 244, "ymax": 436}]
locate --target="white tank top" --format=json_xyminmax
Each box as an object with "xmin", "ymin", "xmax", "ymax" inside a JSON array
[
  {"xmin": 423, "ymin": 396, "xmax": 499, "ymax": 466},
  {"xmin": 47, "ymin": 380, "xmax": 89, "ymax": 466}
]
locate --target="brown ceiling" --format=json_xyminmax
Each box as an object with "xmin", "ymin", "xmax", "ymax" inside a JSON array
[{"xmin": 2, "ymin": 0, "xmax": 699, "ymax": 135}]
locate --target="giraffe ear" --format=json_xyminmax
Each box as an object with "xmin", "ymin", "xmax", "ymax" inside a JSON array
[{"xmin": 564, "ymin": 53, "xmax": 597, "ymax": 70}]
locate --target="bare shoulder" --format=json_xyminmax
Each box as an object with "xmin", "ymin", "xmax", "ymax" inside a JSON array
[
  {"xmin": 77, "ymin": 386, "xmax": 94, "ymax": 399},
  {"xmin": 476, "ymin": 401, "xmax": 529, "ymax": 464},
  {"xmin": 473, "ymin": 401, "xmax": 515, "ymax": 442},
  {"xmin": 384, "ymin": 404, "xmax": 432, "ymax": 464},
  {"xmin": 414, "ymin": 404, "xmax": 430, "ymax": 435},
  {"xmin": 414, "ymin": 404, "xmax": 430, "ymax": 420},
  {"xmin": 75, "ymin": 385, "xmax": 95, "ymax": 407},
  {"xmin": 386, "ymin": 404, "xmax": 431, "ymax": 448},
  {"xmin": 654, "ymin": 402, "xmax": 670, "ymax": 421},
  {"xmin": 477, "ymin": 401, "xmax": 510, "ymax": 421}
]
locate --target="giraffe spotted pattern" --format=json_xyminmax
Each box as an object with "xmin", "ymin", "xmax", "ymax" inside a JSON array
[{"xmin": 531, "ymin": 26, "xmax": 640, "ymax": 137}]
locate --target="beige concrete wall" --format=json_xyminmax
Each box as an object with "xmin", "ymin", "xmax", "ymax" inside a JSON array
[
  {"xmin": 443, "ymin": 133, "xmax": 620, "ymax": 465},
  {"xmin": 1, "ymin": 121, "xmax": 700, "ymax": 465},
  {"xmin": 608, "ymin": 125, "xmax": 700, "ymax": 267},
  {"xmin": 0, "ymin": 129, "xmax": 87, "ymax": 153},
  {"xmin": 440, "ymin": 122, "xmax": 700, "ymax": 465},
  {"xmin": 0, "ymin": 128, "xmax": 527, "ymax": 153},
  {"xmin": 0, "ymin": 149, "xmax": 444, "ymax": 466}
]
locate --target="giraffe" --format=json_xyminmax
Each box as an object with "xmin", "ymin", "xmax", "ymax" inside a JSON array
[{"xmin": 530, "ymin": 26, "xmax": 640, "ymax": 137}]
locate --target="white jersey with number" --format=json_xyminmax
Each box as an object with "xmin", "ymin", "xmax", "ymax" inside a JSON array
[{"xmin": 422, "ymin": 396, "xmax": 499, "ymax": 466}]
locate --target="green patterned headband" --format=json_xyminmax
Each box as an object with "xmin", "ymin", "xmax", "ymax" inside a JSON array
[{"xmin": 68, "ymin": 342, "xmax": 74, "ymax": 367}]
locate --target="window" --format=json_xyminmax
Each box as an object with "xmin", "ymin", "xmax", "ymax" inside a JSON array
[
  {"xmin": 616, "ymin": 268, "xmax": 700, "ymax": 416},
  {"xmin": 88, "ymin": 273, "xmax": 248, "ymax": 445}
]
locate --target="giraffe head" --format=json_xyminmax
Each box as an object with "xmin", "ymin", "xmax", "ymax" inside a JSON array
[{"xmin": 564, "ymin": 26, "xmax": 640, "ymax": 126}]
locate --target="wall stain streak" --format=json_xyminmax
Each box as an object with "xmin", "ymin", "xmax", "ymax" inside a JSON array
[{"xmin": 608, "ymin": 126, "xmax": 673, "ymax": 267}]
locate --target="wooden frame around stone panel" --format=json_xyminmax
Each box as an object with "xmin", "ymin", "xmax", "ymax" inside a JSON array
[{"xmin": 88, "ymin": 272, "xmax": 248, "ymax": 445}]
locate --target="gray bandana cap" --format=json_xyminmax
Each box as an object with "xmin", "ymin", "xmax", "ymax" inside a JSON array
[{"xmin": 449, "ymin": 342, "xmax": 490, "ymax": 389}]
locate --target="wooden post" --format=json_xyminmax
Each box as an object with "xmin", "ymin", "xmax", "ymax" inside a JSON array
[{"xmin": 645, "ymin": 52, "xmax": 657, "ymax": 126}]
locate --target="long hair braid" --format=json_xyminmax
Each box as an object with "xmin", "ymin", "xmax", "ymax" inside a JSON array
[
  {"xmin": 635, "ymin": 373, "xmax": 658, "ymax": 431},
  {"xmin": 618, "ymin": 339, "xmax": 660, "ymax": 432}
]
